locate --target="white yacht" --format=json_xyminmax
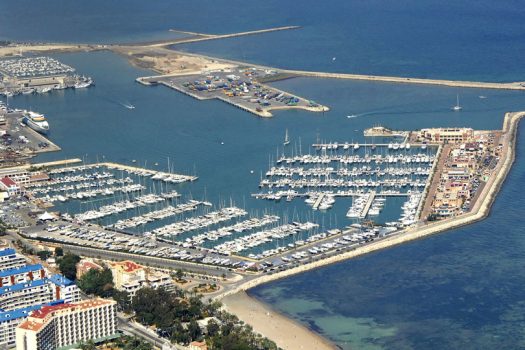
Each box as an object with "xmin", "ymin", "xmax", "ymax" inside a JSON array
[
  {"xmin": 23, "ymin": 111, "xmax": 50, "ymax": 134},
  {"xmin": 452, "ymin": 94, "xmax": 462, "ymax": 111},
  {"xmin": 283, "ymin": 129, "xmax": 290, "ymax": 146}
]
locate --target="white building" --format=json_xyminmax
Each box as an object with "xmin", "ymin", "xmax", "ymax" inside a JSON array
[
  {"xmin": 110, "ymin": 260, "xmax": 171, "ymax": 299},
  {"xmin": 0, "ymin": 275, "xmax": 80, "ymax": 312},
  {"xmin": 16, "ymin": 298, "xmax": 118, "ymax": 350},
  {"xmin": 0, "ymin": 249, "xmax": 27, "ymax": 272},
  {"xmin": 0, "ymin": 305, "xmax": 44, "ymax": 348},
  {"xmin": 0, "ymin": 264, "xmax": 47, "ymax": 287},
  {"xmin": 0, "ymin": 177, "xmax": 22, "ymax": 197},
  {"xmin": 0, "ymin": 248, "xmax": 80, "ymax": 349}
]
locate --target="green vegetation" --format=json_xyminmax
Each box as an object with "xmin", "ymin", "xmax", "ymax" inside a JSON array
[
  {"xmin": 55, "ymin": 246, "xmax": 64, "ymax": 257},
  {"xmin": 80, "ymin": 335, "xmax": 152, "ymax": 350},
  {"xmin": 36, "ymin": 250, "xmax": 52, "ymax": 261},
  {"xmin": 57, "ymin": 253, "xmax": 81, "ymax": 280},
  {"xmin": 0, "ymin": 219, "xmax": 8, "ymax": 235},
  {"xmin": 77, "ymin": 267, "xmax": 132, "ymax": 312},
  {"xmin": 131, "ymin": 287, "xmax": 279, "ymax": 349},
  {"xmin": 77, "ymin": 268, "xmax": 113, "ymax": 296},
  {"xmin": 112, "ymin": 335, "xmax": 153, "ymax": 350}
]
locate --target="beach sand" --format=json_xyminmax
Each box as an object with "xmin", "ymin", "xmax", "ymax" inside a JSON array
[{"xmin": 222, "ymin": 291, "xmax": 337, "ymax": 350}]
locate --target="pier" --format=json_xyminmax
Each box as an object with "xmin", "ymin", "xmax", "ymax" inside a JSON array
[
  {"xmin": 101, "ymin": 162, "xmax": 198, "ymax": 182},
  {"xmin": 360, "ymin": 192, "xmax": 376, "ymax": 218},
  {"xmin": 23, "ymin": 158, "xmax": 83, "ymax": 169},
  {"xmin": 312, "ymin": 193, "xmax": 325, "ymax": 210}
]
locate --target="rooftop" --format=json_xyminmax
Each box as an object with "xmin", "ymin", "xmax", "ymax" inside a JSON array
[
  {"xmin": 0, "ymin": 248, "xmax": 16, "ymax": 258},
  {"xmin": 111, "ymin": 260, "xmax": 143, "ymax": 273},
  {"xmin": 18, "ymin": 298, "xmax": 115, "ymax": 331},
  {"xmin": 48, "ymin": 274, "xmax": 75, "ymax": 287},
  {"xmin": 0, "ymin": 264, "xmax": 43, "ymax": 279},
  {"xmin": 0, "ymin": 177, "xmax": 17, "ymax": 187},
  {"xmin": 0, "ymin": 278, "xmax": 47, "ymax": 295}
]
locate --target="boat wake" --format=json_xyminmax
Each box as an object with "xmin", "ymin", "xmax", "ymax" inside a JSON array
[{"xmin": 120, "ymin": 101, "xmax": 135, "ymax": 109}]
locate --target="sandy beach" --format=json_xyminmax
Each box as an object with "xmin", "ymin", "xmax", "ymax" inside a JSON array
[{"xmin": 222, "ymin": 291, "xmax": 337, "ymax": 350}]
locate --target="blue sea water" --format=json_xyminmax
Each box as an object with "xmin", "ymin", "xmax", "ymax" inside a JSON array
[
  {"xmin": 2, "ymin": 0, "xmax": 525, "ymax": 80},
  {"xmin": 2, "ymin": 1, "xmax": 525, "ymax": 349}
]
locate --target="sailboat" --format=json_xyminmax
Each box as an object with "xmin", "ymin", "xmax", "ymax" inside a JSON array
[
  {"xmin": 283, "ymin": 129, "xmax": 290, "ymax": 146},
  {"xmin": 452, "ymin": 94, "xmax": 462, "ymax": 111}
]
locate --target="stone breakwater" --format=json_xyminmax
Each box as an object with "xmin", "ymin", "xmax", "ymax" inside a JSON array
[{"xmin": 218, "ymin": 111, "xmax": 525, "ymax": 298}]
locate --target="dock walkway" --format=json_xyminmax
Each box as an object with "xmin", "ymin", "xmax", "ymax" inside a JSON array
[
  {"xmin": 360, "ymin": 192, "xmax": 376, "ymax": 218},
  {"xmin": 312, "ymin": 193, "xmax": 325, "ymax": 210}
]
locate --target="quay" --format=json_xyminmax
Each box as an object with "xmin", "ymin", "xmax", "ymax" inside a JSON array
[
  {"xmin": 137, "ymin": 70, "xmax": 328, "ymax": 118},
  {"xmin": 360, "ymin": 191, "xmax": 376, "ymax": 218}
]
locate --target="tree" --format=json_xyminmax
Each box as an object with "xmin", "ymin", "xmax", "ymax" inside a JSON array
[
  {"xmin": 77, "ymin": 268, "xmax": 114, "ymax": 296},
  {"xmin": 188, "ymin": 319, "xmax": 202, "ymax": 341},
  {"xmin": 175, "ymin": 269, "xmax": 185, "ymax": 281},
  {"xmin": 79, "ymin": 340, "xmax": 96, "ymax": 350},
  {"xmin": 113, "ymin": 289, "xmax": 132, "ymax": 313},
  {"xmin": 54, "ymin": 246, "xmax": 64, "ymax": 257},
  {"xmin": 57, "ymin": 253, "xmax": 81, "ymax": 280},
  {"xmin": 207, "ymin": 319, "xmax": 220, "ymax": 337},
  {"xmin": 36, "ymin": 250, "xmax": 52, "ymax": 261}
]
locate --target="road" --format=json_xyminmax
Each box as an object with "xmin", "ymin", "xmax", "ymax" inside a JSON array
[{"xmin": 118, "ymin": 315, "xmax": 184, "ymax": 350}]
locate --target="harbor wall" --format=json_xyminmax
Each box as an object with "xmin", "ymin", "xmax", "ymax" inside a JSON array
[
  {"xmin": 282, "ymin": 70, "xmax": 525, "ymax": 91},
  {"xmin": 217, "ymin": 111, "xmax": 525, "ymax": 299}
]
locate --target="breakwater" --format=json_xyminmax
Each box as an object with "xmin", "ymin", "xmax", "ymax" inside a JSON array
[
  {"xmin": 281, "ymin": 69, "xmax": 525, "ymax": 90},
  {"xmin": 146, "ymin": 25, "xmax": 301, "ymax": 48}
]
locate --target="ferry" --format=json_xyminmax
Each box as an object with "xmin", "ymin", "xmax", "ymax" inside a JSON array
[{"xmin": 22, "ymin": 111, "xmax": 50, "ymax": 134}]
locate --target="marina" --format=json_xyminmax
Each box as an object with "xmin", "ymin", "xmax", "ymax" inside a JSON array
[{"xmin": 0, "ymin": 56, "xmax": 93, "ymax": 96}]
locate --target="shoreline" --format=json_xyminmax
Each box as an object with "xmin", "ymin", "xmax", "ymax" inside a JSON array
[
  {"xmin": 222, "ymin": 291, "xmax": 337, "ymax": 350},
  {"xmin": 217, "ymin": 112, "xmax": 525, "ymax": 349}
]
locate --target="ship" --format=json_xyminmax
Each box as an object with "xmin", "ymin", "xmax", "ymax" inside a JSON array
[{"xmin": 22, "ymin": 111, "xmax": 50, "ymax": 134}]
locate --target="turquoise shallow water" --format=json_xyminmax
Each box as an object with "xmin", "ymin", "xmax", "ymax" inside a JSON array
[{"xmin": 2, "ymin": 1, "xmax": 525, "ymax": 348}]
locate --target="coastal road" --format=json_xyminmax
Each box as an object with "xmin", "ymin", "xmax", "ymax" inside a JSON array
[{"xmin": 118, "ymin": 315, "xmax": 185, "ymax": 350}]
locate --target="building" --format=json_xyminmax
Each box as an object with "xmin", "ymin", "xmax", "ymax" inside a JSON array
[
  {"xmin": 0, "ymin": 177, "xmax": 22, "ymax": 197},
  {"xmin": 1, "ymin": 305, "xmax": 44, "ymax": 348},
  {"xmin": 16, "ymin": 298, "xmax": 118, "ymax": 350},
  {"xmin": 0, "ymin": 249, "xmax": 27, "ymax": 272},
  {"xmin": 0, "ymin": 275, "xmax": 80, "ymax": 312},
  {"xmin": 0, "ymin": 302, "xmax": 63, "ymax": 349},
  {"xmin": 110, "ymin": 260, "xmax": 171, "ymax": 299},
  {"xmin": 0, "ymin": 169, "xmax": 30, "ymax": 186},
  {"xmin": 419, "ymin": 128, "xmax": 474, "ymax": 144},
  {"xmin": 0, "ymin": 264, "xmax": 47, "ymax": 287},
  {"xmin": 76, "ymin": 259, "xmax": 103, "ymax": 279},
  {"xmin": 0, "ymin": 248, "xmax": 82, "ymax": 348},
  {"xmin": 188, "ymin": 341, "xmax": 208, "ymax": 350}
]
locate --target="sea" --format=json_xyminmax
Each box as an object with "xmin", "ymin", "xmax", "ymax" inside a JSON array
[{"xmin": 1, "ymin": 1, "xmax": 525, "ymax": 349}]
